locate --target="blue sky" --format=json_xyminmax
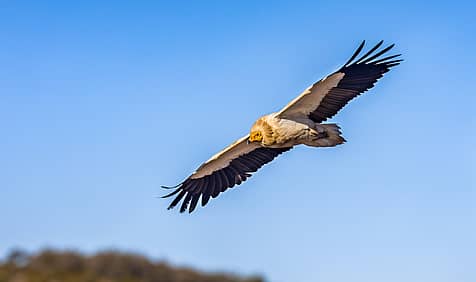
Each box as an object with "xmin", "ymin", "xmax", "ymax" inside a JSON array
[{"xmin": 1, "ymin": 1, "xmax": 475, "ymax": 281}]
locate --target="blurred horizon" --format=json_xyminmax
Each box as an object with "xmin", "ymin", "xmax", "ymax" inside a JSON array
[
  {"xmin": 1, "ymin": 1, "xmax": 475, "ymax": 282},
  {"xmin": 0, "ymin": 248, "xmax": 264, "ymax": 282}
]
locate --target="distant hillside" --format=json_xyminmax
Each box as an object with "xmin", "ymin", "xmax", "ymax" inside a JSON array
[{"xmin": 0, "ymin": 249, "xmax": 264, "ymax": 282}]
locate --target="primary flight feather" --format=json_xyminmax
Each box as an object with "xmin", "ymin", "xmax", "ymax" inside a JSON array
[{"xmin": 163, "ymin": 40, "xmax": 402, "ymax": 213}]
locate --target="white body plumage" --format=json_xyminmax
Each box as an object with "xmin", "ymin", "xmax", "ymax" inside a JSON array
[{"xmin": 251, "ymin": 113, "xmax": 344, "ymax": 148}]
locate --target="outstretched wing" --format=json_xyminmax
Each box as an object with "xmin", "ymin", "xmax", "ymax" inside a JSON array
[
  {"xmin": 162, "ymin": 135, "xmax": 292, "ymax": 213},
  {"xmin": 278, "ymin": 40, "xmax": 402, "ymax": 123}
]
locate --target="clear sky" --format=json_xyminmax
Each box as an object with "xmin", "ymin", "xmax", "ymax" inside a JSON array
[{"xmin": 1, "ymin": 1, "xmax": 475, "ymax": 282}]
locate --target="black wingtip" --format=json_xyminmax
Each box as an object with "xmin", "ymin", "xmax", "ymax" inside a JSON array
[
  {"xmin": 342, "ymin": 40, "xmax": 366, "ymax": 67},
  {"xmin": 385, "ymin": 59, "xmax": 404, "ymax": 64},
  {"xmin": 371, "ymin": 54, "xmax": 402, "ymax": 64},
  {"xmin": 166, "ymin": 189, "xmax": 187, "ymax": 210},
  {"xmin": 161, "ymin": 187, "xmax": 182, "ymax": 198},
  {"xmin": 340, "ymin": 40, "xmax": 402, "ymax": 69},
  {"xmin": 179, "ymin": 191, "xmax": 193, "ymax": 213},
  {"xmin": 161, "ymin": 182, "xmax": 182, "ymax": 189},
  {"xmin": 355, "ymin": 40, "xmax": 385, "ymax": 64},
  {"xmin": 360, "ymin": 44, "xmax": 395, "ymax": 64}
]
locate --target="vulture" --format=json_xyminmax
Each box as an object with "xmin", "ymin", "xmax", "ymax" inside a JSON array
[{"xmin": 162, "ymin": 40, "xmax": 402, "ymax": 213}]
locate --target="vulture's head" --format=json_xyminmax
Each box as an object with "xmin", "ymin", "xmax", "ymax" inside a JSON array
[{"xmin": 248, "ymin": 117, "xmax": 274, "ymax": 145}]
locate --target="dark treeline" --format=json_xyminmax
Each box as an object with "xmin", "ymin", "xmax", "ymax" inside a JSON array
[{"xmin": 0, "ymin": 249, "xmax": 264, "ymax": 282}]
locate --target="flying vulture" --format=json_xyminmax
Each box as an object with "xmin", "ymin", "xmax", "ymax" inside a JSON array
[{"xmin": 162, "ymin": 40, "xmax": 402, "ymax": 213}]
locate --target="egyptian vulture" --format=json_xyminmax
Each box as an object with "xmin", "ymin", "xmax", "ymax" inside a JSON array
[{"xmin": 163, "ymin": 40, "xmax": 402, "ymax": 213}]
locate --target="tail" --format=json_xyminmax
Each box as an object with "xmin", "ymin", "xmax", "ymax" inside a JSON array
[{"xmin": 313, "ymin": 123, "xmax": 346, "ymax": 147}]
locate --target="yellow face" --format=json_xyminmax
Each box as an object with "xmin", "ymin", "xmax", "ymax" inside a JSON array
[{"xmin": 249, "ymin": 131, "xmax": 263, "ymax": 143}]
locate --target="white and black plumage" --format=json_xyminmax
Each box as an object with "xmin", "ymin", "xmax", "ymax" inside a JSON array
[{"xmin": 162, "ymin": 40, "xmax": 402, "ymax": 213}]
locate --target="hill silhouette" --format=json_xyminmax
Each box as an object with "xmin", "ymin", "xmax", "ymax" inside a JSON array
[{"xmin": 0, "ymin": 249, "xmax": 263, "ymax": 282}]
